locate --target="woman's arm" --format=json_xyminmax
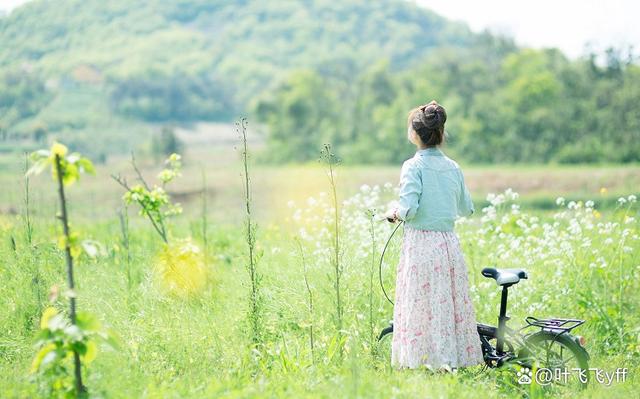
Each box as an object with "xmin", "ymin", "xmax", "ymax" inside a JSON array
[
  {"xmin": 457, "ymin": 168, "xmax": 474, "ymax": 217},
  {"xmin": 395, "ymin": 160, "xmax": 422, "ymax": 221}
]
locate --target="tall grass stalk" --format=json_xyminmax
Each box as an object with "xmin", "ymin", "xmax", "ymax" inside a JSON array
[
  {"xmin": 23, "ymin": 152, "xmax": 33, "ymax": 246},
  {"xmin": 201, "ymin": 167, "xmax": 209, "ymax": 266},
  {"xmin": 320, "ymin": 143, "xmax": 343, "ymax": 358},
  {"xmin": 295, "ymin": 238, "xmax": 314, "ymax": 363},
  {"xmin": 238, "ymin": 117, "xmax": 262, "ymax": 345},
  {"xmin": 118, "ymin": 206, "xmax": 132, "ymax": 289},
  {"xmin": 366, "ymin": 209, "xmax": 377, "ymax": 356},
  {"xmin": 53, "ymin": 154, "xmax": 85, "ymax": 394},
  {"xmin": 23, "ymin": 152, "xmax": 41, "ymax": 307}
]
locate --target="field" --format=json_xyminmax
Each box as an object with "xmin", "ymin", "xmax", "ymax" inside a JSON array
[{"xmin": 0, "ymin": 141, "xmax": 639, "ymax": 398}]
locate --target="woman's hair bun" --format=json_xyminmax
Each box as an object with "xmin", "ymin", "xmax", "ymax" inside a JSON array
[
  {"xmin": 420, "ymin": 100, "xmax": 447, "ymax": 128},
  {"xmin": 409, "ymin": 100, "xmax": 447, "ymax": 146}
]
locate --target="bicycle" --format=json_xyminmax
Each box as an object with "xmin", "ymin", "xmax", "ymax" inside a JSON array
[{"xmin": 377, "ymin": 223, "xmax": 591, "ymax": 387}]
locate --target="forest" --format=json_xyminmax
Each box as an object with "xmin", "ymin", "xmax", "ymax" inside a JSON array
[{"xmin": 1, "ymin": 0, "xmax": 637, "ymax": 164}]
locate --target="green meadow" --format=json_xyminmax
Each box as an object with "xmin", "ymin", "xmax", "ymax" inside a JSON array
[{"xmin": 0, "ymin": 143, "xmax": 638, "ymax": 398}]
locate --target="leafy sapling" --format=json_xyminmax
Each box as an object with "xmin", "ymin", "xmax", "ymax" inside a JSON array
[
  {"xmin": 113, "ymin": 153, "xmax": 207, "ymax": 296},
  {"xmin": 112, "ymin": 153, "xmax": 183, "ymax": 243},
  {"xmin": 32, "ymin": 306, "xmax": 118, "ymax": 398},
  {"xmin": 27, "ymin": 142, "xmax": 113, "ymax": 396}
]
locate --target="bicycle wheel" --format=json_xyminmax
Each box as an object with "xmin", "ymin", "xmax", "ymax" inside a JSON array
[{"xmin": 519, "ymin": 331, "xmax": 590, "ymax": 388}]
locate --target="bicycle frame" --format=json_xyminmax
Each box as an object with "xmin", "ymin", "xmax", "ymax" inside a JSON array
[
  {"xmin": 496, "ymin": 285, "xmax": 510, "ymax": 354},
  {"xmin": 479, "ymin": 281, "xmax": 587, "ymax": 368},
  {"xmin": 477, "ymin": 283, "xmax": 527, "ymax": 366}
]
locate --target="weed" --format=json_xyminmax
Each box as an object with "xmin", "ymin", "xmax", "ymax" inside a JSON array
[
  {"xmin": 237, "ymin": 117, "xmax": 264, "ymax": 345},
  {"xmin": 319, "ymin": 143, "xmax": 344, "ymax": 359}
]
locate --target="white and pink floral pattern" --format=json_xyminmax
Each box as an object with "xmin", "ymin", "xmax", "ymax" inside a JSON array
[{"xmin": 391, "ymin": 226, "xmax": 485, "ymax": 369}]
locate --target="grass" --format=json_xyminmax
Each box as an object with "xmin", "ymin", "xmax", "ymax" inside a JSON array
[
  {"xmin": 0, "ymin": 146, "xmax": 638, "ymax": 398},
  {"xmin": 0, "ymin": 209, "xmax": 638, "ymax": 398}
]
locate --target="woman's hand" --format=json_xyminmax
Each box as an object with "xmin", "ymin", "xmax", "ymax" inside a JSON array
[{"xmin": 383, "ymin": 209, "xmax": 399, "ymax": 223}]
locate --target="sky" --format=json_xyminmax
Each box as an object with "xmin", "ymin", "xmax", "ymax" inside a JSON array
[
  {"xmin": 0, "ymin": 0, "xmax": 24, "ymax": 14},
  {"xmin": 416, "ymin": 0, "xmax": 639, "ymax": 58},
  {"xmin": 1, "ymin": 0, "xmax": 638, "ymax": 59}
]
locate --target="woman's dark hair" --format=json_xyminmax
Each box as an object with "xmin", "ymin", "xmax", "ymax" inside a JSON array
[{"xmin": 407, "ymin": 100, "xmax": 447, "ymax": 146}]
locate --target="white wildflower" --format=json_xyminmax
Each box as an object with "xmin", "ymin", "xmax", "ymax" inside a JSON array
[
  {"xmin": 490, "ymin": 194, "xmax": 506, "ymax": 206},
  {"xmin": 505, "ymin": 188, "xmax": 519, "ymax": 200}
]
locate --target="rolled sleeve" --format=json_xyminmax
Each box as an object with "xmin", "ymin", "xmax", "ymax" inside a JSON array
[
  {"xmin": 457, "ymin": 169, "xmax": 474, "ymax": 217},
  {"xmin": 396, "ymin": 160, "xmax": 422, "ymax": 221}
]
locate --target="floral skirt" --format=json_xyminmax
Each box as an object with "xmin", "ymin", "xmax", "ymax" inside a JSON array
[{"xmin": 391, "ymin": 226, "xmax": 484, "ymax": 369}]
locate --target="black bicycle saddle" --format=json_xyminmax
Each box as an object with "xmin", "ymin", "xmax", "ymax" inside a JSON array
[{"xmin": 481, "ymin": 267, "xmax": 528, "ymax": 286}]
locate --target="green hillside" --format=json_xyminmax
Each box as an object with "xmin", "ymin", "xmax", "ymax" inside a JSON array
[
  {"xmin": 0, "ymin": 0, "xmax": 473, "ymax": 81},
  {"xmin": 0, "ymin": 0, "xmax": 638, "ymax": 163},
  {"xmin": 0, "ymin": 0, "xmax": 479, "ymax": 158}
]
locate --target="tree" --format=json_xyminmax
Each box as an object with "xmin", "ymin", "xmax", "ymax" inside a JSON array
[
  {"xmin": 254, "ymin": 70, "xmax": 343, "ymax": 162},
  {"xmin": 151, "ymin": 126, "xmax": 184, "ymax": 160}
]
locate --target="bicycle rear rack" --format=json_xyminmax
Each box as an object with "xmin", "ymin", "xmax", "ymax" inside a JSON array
[{"xmin": 524, "ymin": 316, "xmax": 584, "ymax": 333}]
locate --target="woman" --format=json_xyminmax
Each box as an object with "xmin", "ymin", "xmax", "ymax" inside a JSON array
[{"xmin": 384, "ymin": 100, "xmax": 484, "ymax": 371}]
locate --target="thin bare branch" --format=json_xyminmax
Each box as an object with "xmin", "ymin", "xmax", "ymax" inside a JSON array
[{"xmin": 130, "ymin": 152, "xmax": 151, "ymax": 191}]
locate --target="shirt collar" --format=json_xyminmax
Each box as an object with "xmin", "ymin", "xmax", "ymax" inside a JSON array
[{"xmin": 416, "ymin": 147, "xmax": 444, "ymax": 157}]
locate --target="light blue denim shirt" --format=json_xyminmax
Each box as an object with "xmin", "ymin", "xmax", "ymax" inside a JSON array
[{"xmin": 395, "ymin": 147, "xmax": 474, "ymax": 231}]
